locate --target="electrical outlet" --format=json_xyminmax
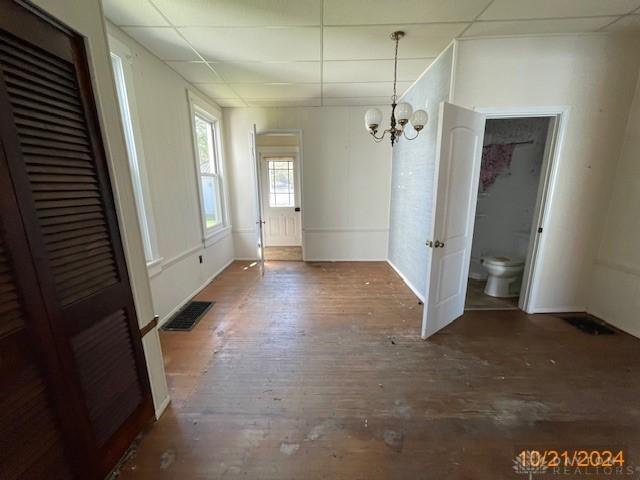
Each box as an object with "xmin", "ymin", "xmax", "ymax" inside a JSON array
[{"xmin": 199, "ymin": 255, "xmax": 203, "ymax": 264}]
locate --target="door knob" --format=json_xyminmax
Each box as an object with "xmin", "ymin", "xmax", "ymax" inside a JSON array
[
  {"xmin": 435, "ymin": 241, "xmax": 445, "ymax": 248},
  {"xmin": 425, "ymin": 240, "xmax": 434, "ymax": 248}
]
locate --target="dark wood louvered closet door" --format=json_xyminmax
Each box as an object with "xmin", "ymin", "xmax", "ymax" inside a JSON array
[{"xmin": 0, "ymin": 1, "xmax": 154, "ymax": 478}]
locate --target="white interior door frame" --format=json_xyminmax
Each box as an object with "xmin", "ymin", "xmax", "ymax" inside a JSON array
[
  {"xmin": 474, "ymin": 105, "xmax": 570, "ymax": 314},
  {"xmin": 253, "ymin": 129, "xmax": 306, "ymax": 260}
]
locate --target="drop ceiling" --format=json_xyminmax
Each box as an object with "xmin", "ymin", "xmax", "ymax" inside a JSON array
[{"xmin": 103, "ymin": 0, "xmax": 640, "ymax": 107}]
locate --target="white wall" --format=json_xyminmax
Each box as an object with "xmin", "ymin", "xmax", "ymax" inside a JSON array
[
  {"xmin": 30, "ymin": 0, "xmax": 169, "ymax": 416},
  {"xmin": 588, "ymin": 71, "xmax": 640, "ymax": 337},
  {"xmin": 224, "ymin": 106, "xmax": 391, "ymax": 261},
  {"xmin": 107, "ymin": 24, "xmax": 235, "ymax": 323},
  {"xmin": 453, "ymin": 34, "xmax": 640, "ymax": 312},
  {"xmin": 470, "ymin": 117, "xmax": 550, "ymax": 279},
  {"xmin": 387, "ymin": 45, "xmax": 454, "ymax": 300}
]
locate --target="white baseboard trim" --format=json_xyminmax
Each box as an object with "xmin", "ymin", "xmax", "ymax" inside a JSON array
[
  {"xmin": 304, "ymin": 258, "xmax": 387, "ymax": 262},
  {"xmin": 158, "ymin": 258, "xmax": 235, "ymax": 328},
  {"xmin": 468, "ymin": 272, "xmax": 487, "ymax": 281},
  {"xmin": 527, "ymin": 306, "xmax": 586, "ymax": 314},
  {"xmin": 155, "ymin": 394, "xmax": 171, "ymax": 420},
  {"xmin": 387, "ymin": 259, "xmax": 425, "ymax": 303}
]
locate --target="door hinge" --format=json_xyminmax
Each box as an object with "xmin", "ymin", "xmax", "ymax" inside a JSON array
[{"xmin": 538, "ymin": 227, "xmax": 543, "ymax": 233}]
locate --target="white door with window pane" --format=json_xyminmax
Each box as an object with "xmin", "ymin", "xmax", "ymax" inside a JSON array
[{"xmin": 260, "ymin": 155, "xmax": 301, "ymax": 246}]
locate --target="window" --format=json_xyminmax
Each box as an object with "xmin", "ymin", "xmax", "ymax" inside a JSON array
[
  {"xmin": 266, "ymin": 157, "xmax": 295, "ymax": 207},
  {"xmin": 190, "ymin": 99, "xmax": 226, "ymax": 238},
  {"xmin": 109, "ymin": 39, "xmax": 159, "ymax": 265}
]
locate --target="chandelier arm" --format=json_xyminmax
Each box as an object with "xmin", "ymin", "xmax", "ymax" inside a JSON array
[
  {"xmin": 369, "ymin": 129, "xmax": 389, "ymax": 141},
  {"xmin": 403, "ymin": 129, "xmax": 420, "ymax": 141}
]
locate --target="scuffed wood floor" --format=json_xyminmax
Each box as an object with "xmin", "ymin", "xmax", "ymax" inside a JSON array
[{"xmin": 116, "ymin": 261, "xmax": 640, "ymax": 479}]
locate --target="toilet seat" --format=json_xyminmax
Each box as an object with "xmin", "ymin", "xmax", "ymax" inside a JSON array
[{"xmin": 482, "ymin": 256, "xmax": 524, "ymax": 267}]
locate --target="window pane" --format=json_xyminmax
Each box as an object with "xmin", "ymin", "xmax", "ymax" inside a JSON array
[
  {"xmin": 267, "ymin": 159, "xmax": 294, "ymax": 207},
  {"xmin": 195, "ymin": 115, "xmax": 215, "ymax": 174},
  {"xmin": 201, "ymin": 176, "xmax": 222, "ymax": 230}
]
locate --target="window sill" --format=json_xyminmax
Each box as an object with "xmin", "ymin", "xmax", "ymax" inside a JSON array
[
  {"xmin": 204, "ymin": 225, "xmax": 232, "ymax": 248},
  {"xmin": 147, "ymin": 257, "xmax": 164, "ymax": 278}
]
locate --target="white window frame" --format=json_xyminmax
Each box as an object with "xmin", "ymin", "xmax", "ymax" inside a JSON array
[
  {"xmin": 109, "ymin": 35, "xmax": 161, "ymax": 273},
  {"xmin": 187, "ymin": 91, "xmax": 229, "ymax": 244}
]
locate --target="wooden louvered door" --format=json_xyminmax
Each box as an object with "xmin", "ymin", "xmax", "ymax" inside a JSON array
[{"xmin": 0, "ymin": 1, "xmax": 154, "ymax": 478}]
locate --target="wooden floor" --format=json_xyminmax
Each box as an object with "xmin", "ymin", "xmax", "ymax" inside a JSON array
[
  {"xmin": 115, "ymin": 261, "xmax": 640, "ymax": 479},
  {"xmin": 264, "ymin": 246, "xmax": 303, "ymax": 261}
]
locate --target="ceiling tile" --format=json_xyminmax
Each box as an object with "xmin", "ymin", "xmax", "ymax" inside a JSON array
[
  {"xmin": 103, "ymin": 0, "xmax": 169, "ymax": 27},
  {"xmin": 246, "ymin": 99, "xmax": 322, "ymax": 107},
  {"xmin": 212, "ymin": 61, "xmax": 320, "ymax": 83},
  {"xmin": 479, "ymin": 0, "xmax": 640, "ymax": 20},
  {"xmin": 604, "ymin": 14, "xmax": 640, "ymax": 32},
  {"xmin": 214, "ymin": 98, "xmax": 247, "ymax": 107},
  {"xmin": 166, "ymin": 61, "xmax": 223, "ymax": 83},
  {"xmin": 323, "ymin": 96, "xmax": 391, "ymax": 106},
  {"xmin": 323, "ymin": 82, "xmax": 413, "ymax": 98},
  {"xmin": 324, "ymin": 24, "xmax": 466, "ymax": 60},
  {"xmin": 180, "ymin": 27, "xmax": 320, "ymax": 62},
  {"xmin": 194, "ymin": 83, "xmax": 240, "ymax": 99},
  {"xmin": 323, "ymin": 59, "xmax": 433, "ymax": 83},
  {"xmin": 232, "ymin": 83, "xmax": 321, "ymax": 99},
  {"xmin": 151, "ymin": 0, "xmax": 321, "ymax": 26},
  {"xmin": 464, "ymin": 17, "xmax": 616, "ymax": 36},
  {"xmin": 324, "ymin": 0, "xmax": 491, "ymax": 24},
  {"xmin": 122, "ymin": 27, "xmax": 199, "ymax": 60}
]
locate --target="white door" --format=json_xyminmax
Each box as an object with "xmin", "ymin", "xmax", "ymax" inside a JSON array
[
  {"xmin": 260, "ymin": 154, "xmax": 301, "ymax": 246},
  {"xmin": 422, "ymin": 102, "xmax": 486, "ymax": 338},
  {"xmin": 250, "ymin": 125, "xmax": 265, "ymax": 274}
]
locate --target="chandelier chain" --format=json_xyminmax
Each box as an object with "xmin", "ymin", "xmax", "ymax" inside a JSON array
[{"xmin": 392, "ymin": 33, "xmax": 399, "ymax": 102}]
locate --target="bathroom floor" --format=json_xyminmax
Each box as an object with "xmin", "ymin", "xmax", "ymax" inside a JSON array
[{"xmin": 465, "ymin": 278, "xmax": 519, "ymax": 310}]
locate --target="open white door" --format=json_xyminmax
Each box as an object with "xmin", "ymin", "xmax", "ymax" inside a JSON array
[
  {"xmin": 422, "ymin": 102, "xmax": 486, "ymax": 338},
  {"xmin": 250, "ymin": 124, "xmax": 265, "ymax": 275}
]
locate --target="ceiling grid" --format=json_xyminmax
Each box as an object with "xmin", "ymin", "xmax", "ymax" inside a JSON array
[{"xmin": 103, "ymin": 0, "xmax": 640, "ymax": 107}]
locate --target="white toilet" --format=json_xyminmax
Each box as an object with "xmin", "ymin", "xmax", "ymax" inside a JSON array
[{"xmin": 481, "ymin": 256, "xmax": 524, "ymax": 298}]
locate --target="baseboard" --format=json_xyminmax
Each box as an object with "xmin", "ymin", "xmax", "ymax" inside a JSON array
[
  {"xmin": 158, "ymin": 258, "xmax": 235, "ymax": 328},
  {"xmin": 387, "ymin": 259, "xmax": 425, "ymax": 303},
  {"xmin": 304, "ymin": 258, "xmax": 387, "ymax": 262},
  {"xmin": 527, "ymin": 306, "xmax": 586, "ymax": 314},
  {"xmin": 235, "ymin": 257, "xmax": 259, "ymax": 261},
  {"xmin": 155, "ymin": 394, "xmax": 171, "ymax": 420},
  {"xmin": 468, "ymin": 271, "xmax": 487, "ymax": 281}
]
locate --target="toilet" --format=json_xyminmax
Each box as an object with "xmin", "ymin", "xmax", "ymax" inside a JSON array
[{"xmin": 481, "ymin": 256, "xmax": 524, "ymax": 298}]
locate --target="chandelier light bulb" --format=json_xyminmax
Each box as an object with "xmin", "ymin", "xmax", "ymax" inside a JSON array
[
  {"xmin": 410, "ymin": 109, "xmax": 428, "ymax": 131},
  {"xmin": 365, "ymin": 108, "xmax": 383, "ymax": 131},
  {"xmin": 395, "ymin": 102, "xmax": 413, "ymax": 125}
]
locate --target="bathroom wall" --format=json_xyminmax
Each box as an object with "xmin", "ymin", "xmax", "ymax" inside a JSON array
[
  {"xmin": 469, "ymin": 117, "xmax": 550, "ymax": 279},
  {"xmin": 387, "ymin": 44, "xmax": 454, "ymax": 300}
]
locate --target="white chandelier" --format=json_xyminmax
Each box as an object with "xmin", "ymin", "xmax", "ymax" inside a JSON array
[{"xmin": 364, "ymin": 31, "xmax": 428, "ymax": 146}]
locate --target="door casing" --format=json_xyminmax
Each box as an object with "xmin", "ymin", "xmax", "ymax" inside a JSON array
[{"xmin": 253, "ymin": 129, "xmax": 305, "ymax": 261}]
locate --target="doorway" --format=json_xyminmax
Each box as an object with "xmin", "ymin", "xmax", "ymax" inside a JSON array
[
  {"xmin": 255, "ymin": 131, "xmax": 303, "ymax": 261},
  {"xmin": 465, "ymin": 116, "xmax": 552, "ymax": 311},
  {"xmin": 421, "ymin": 103, "xmax": 565, "ymax": 338}
]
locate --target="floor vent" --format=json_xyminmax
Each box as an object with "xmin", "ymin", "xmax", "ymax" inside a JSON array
[
  {"xmin": 162, "ymin": 301, "xmax": 214, "ymax": 331},
  {"xmin": 561, "ymin": 314, "xmax": 616, "ymax": 336}
]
